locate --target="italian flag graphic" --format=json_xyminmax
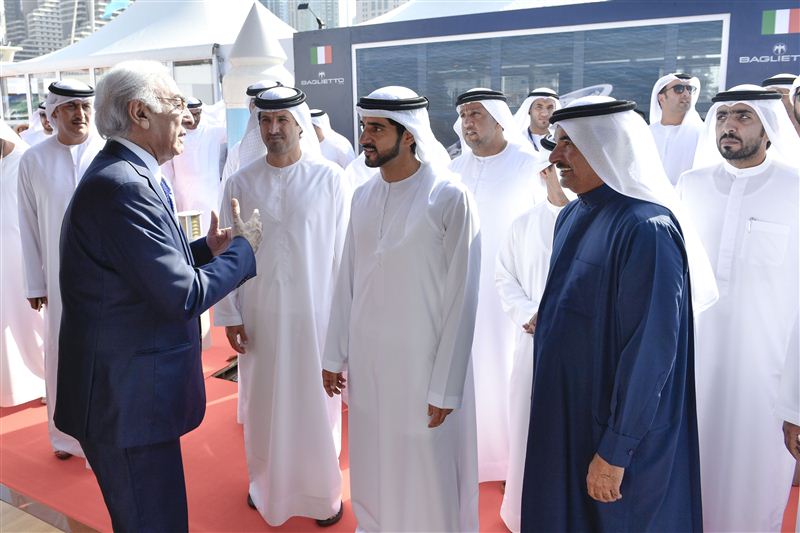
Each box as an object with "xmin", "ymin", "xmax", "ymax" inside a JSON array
[
  {"xmin": 311, "ymin": 45, "xmax": 333, "ymax": 65},
  {"xmin": 762, "ymin": 8, "xmax": 800, "ymax": 35}
]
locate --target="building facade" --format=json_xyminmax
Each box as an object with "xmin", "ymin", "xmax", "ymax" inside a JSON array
[
  {"xmin": 3, "ymin": 0, "xmax": 125, "ymax": 61},
  {"xmin": 259, "ymin": 0, "xmax": 345, "ymax": 31},
  {"xmin": 293, "ymin": 0, "xmax": 800, "ymax": 146},
  {"xmin": 355, "ymin": 0, "xmax": 408, "ymax": 24}
]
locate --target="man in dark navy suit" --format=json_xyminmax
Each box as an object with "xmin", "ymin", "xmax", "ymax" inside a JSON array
[{"xmin": 55, "ymin": 60, "xmax": 262, "ymax": 532}]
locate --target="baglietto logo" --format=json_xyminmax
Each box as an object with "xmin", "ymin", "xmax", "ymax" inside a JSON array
[
  {"xmin": 739, "ymin": 41, "xmax": 799, "ymax": 64},
  {"xmin": 300, "ymin": 70, "xmax": 345, "ymax": 87},
  {"xmin": 311, "ymin": 45, "xmax": 333, "ymax": 65}
]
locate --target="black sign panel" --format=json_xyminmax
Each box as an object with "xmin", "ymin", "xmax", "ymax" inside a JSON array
[{"xmin": 294, "ymin": 27, "xmax": 357, "ymax": 146}]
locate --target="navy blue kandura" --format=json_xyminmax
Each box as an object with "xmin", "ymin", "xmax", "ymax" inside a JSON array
[{"xmin": 521, "ymin": 184, "xmax": 702, "ymax": 532}]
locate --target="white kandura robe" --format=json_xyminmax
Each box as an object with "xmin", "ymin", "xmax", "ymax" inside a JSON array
[
  {"xmin": 1, "ymin": 146, "xmax": 45, "ymax": 407},
  {"xmin": 678, "ymin": 155, "xmax": 800, "ymax": 533},
  {"xmin": 449, "ymin": 142, "xmax": 544, "ymax": 481},
  {"xmin": 344, "ymin": 152, "xmax": 376, "ymax": 192},
  {"xmin": 650, "ymin": 120, "xmax": 704, "ymax": 186},
  {"xmin": 214, "ymin": 152, "xmax": 347, "ymax": 526},
  {"xmin": 19, "ymin": 128, "xmax": 51, "ymax": 147},
  {"xmin": 319, "ymin": 135, "xmax": 356, "ymax": 170},
  {"xmin": 494, "ymin": 199, "xmax": 563, "ymax": 533},
  {"xmin": 220, "ymin": 138, "xmax": 246, "ymax": 424},
  {"xmin": 163, "ymin": 122, "xmax": 227, "ymax": 235},
  {"xmin": 777, "ymin": 318, "xmax": 799, "ymax": 427},
  {"xmin": 777, "ymin": 317, "xmax": 800, "ymax": 533},
  {"xmin": 18, "ymin": 134, "xmax": 103, "ymax": 455},
  {"xmin": 322, "ymin": 163, "xmax": 481, "ymax": 532},
  {"xmin": 522, "ymin": 129, "xmax": 548, "ymax": 154},
  {"xmin": 222, "ymin": 140, "xmax": 241, "ymax": 184}
]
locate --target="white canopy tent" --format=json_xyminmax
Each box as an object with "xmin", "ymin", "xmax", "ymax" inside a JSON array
[{"xmin": 0, "ymin": 0, "xmax": 295, "ymax": 120}]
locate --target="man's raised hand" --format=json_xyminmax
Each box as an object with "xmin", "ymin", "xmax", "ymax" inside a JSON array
[
  {"xmin": 231, "ymin": 198, "xmax": 262, "ymax": 253},
  {"xmin": 206, "ymin": 210, "xmax": 232, "ymax": 256}
]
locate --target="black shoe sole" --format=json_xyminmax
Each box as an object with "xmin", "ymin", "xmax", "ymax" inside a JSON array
[{"xmin": 315, "ymin": 502, "xmax": 343, "ymax": 527}]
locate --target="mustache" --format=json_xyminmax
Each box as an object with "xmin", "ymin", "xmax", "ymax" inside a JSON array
[
  {"xmin": 719, "ymin": 132, "xmax": 742, "ymax": 142},
  {"xmin": 360, "ymin": 144, "xmax": 376, "ymax": 150}
]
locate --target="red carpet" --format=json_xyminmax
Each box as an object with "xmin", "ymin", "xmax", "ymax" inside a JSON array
[{"xmin": 0, "ymin": 324, "xmax": 796, "ymax": 531}]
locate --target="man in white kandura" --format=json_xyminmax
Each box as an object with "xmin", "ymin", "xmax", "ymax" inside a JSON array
[
  {"xmin": 449, "ymin": 88, "xmax": 545, "ymax": 482},
  {"xmin": 322, "ymin": 86, "xmax": 481, "ymax": 532},
  {"xmin": 219, "ymin": 80, "xmax": 281, "ymax": 425},
  {"xmin": 163, "ymin": 97, "xmax": 227, "ymax": 234},
  {"xmin": 0, "ymin": 121, "xmax": 45, "ymax": 408},
  {"xmin": 678, "ymin": 84, "xmax": 800, "ymax": 533},
  {"xmin": 215, "ymin": 85, "xmax": 346, "ymax": 528},
  {"xmin": 513, "ymin": 87, "xmax": 560, "ymax": 154},
  {"xmin": 496, "ymin": 154, "xmax": 570, "ymax": 533},
  {"xmin": 20, "ymin": 102, "xmax": 53, "ymax": 147},
  {"xmin": 762, "ymin": 73, "xmax": 800, "ymax": 135},
  {"xmin": 311, "ymin": 108, "xmax": 356, "ymax": 169},
  {"xmin": 649, "ymin": 73, "xmax": 704, "ymax": 186},
  {"xmin": 18, "ymin": 80, "xmax": 104, "ymax": 460}
]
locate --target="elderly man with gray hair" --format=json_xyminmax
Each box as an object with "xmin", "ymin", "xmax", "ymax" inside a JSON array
[{"xmin": 54, "ymin": 60, "xmax": 262, "ymax": 532}]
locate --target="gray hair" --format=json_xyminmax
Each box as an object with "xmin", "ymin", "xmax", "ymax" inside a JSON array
[{"xmin": 94, "ymin": 60, "xmax": 174, "ymax": 138}]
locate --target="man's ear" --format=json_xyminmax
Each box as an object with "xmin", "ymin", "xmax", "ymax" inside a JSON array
[
  {"xmin": 657, "ymin": 92, "xmax": 666, "ymax": 109},
  {"xmin": 401, "ymin": 129, "xmax": 415, "ymax": 147},
  {"xmin": 128, "ymin": 100, "xmax": 150, "ymax": 130}
]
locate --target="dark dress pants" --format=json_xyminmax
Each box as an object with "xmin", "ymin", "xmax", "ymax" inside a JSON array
[{"xmin": 81, "ymin": 439, "xmax": 188, "ymax": 532}]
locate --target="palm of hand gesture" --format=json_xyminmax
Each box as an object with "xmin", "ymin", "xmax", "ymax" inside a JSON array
[{"xmin": 230, "ymin": 198, "xmax": 263, "ymax": 253}]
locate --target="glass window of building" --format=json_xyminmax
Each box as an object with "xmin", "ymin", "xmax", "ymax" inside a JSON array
[
  {"xmin": 60, "ymin": 69, "xmax": 93, "ymax": 87},
  {"xmin": 29, "ymin": 72, "xmax": 58, "ymax": 114},
  {"xmin": 93, "ymin": 67, "xmax": 112, "ymax": 83},
  {"xmin": 355, "ymin": 18, "xmax": 725, "ymax": 146},
  {"xmin": 1, "ymin": 76, "xmax": 30, "ymax": 122},
  {"xmin": 174, "ymin": 60, "xmax": 215, "ymax": 104}
]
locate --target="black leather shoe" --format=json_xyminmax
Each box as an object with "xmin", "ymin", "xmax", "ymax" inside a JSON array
[
  {"xmin": 247, "ymin": 493, "xmax": 256, "ymax": 509},
  {"xmin": 54, "ymin": 450, "xmax": 72, "ymax": 460},
  {"xmin": 316, "ymin": 502, "xmax": 343, "ymax": 527}
]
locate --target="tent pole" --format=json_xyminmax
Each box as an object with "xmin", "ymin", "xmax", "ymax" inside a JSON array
[
  {"xmin": 25, "ymin": 73, "xmax": 32, "ymax": 123},
  {"xmin": 211, "ymin": 43, "xmax": 221, "ymax": 104},
  {"xmin": 71, "ymin": 0, "xmax": 79, "ymax": 44},
  {"xmin": 89, "ymin": 0, "xmax": 96, "ymax": 33}
]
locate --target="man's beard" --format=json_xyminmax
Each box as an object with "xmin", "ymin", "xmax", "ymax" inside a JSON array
[
  {"xmin": 363, "ymin": 134, "xmax": 402, "ymax": 168},
  {"xmin": 718, "ymin": 130, "xmax": 764, "ymax": 161}
]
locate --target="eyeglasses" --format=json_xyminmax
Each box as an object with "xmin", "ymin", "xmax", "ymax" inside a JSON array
[
  {"xmin": 156, "ymin": 95, "xmax": 188, "ymax": 111},
  {"xmin": 662, "ymin": 84, "xmax": 697, "ymax": 95}
]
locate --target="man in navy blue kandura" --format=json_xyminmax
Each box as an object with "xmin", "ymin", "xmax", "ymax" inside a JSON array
[
  {"xmin": 521, "ymin": 97, "xmax": 718, "ymax": 532},
  {"xmin": 55, "ymin": 61, "xmax": 262, "ymax": 532}
]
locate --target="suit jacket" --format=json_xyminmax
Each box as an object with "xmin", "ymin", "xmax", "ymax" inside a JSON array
[{"xmin": 55, "ymin": 140, "xmax": 256, "ymax": 448}]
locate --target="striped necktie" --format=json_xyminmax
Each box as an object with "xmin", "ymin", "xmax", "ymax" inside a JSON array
[{"xmin": 159, "ymin": 177, "xmax": 175, "ymax": 213}]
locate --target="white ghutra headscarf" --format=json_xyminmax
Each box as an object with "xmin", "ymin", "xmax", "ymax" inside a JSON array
[
  {"xmin": 513, "ymin": 87, "xmax": 561, "ymax": 131},
  {"xmin": 356, "ymin": 86, "xmax": 451, "ymax": 169},
  {"xmin": 238, "ymin": 85, "xmax": 320, "ymax": 167},
  {"xmin": 648, "ymin": 73, "xmax": 702, "ymax": 127},
  {"xmin": 693, "ymin": 84, "xmax": 800, "ymax": 169},
  {"xmin": 552, "ymin": 95, "xmax": 719, "ymax": 312}
]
